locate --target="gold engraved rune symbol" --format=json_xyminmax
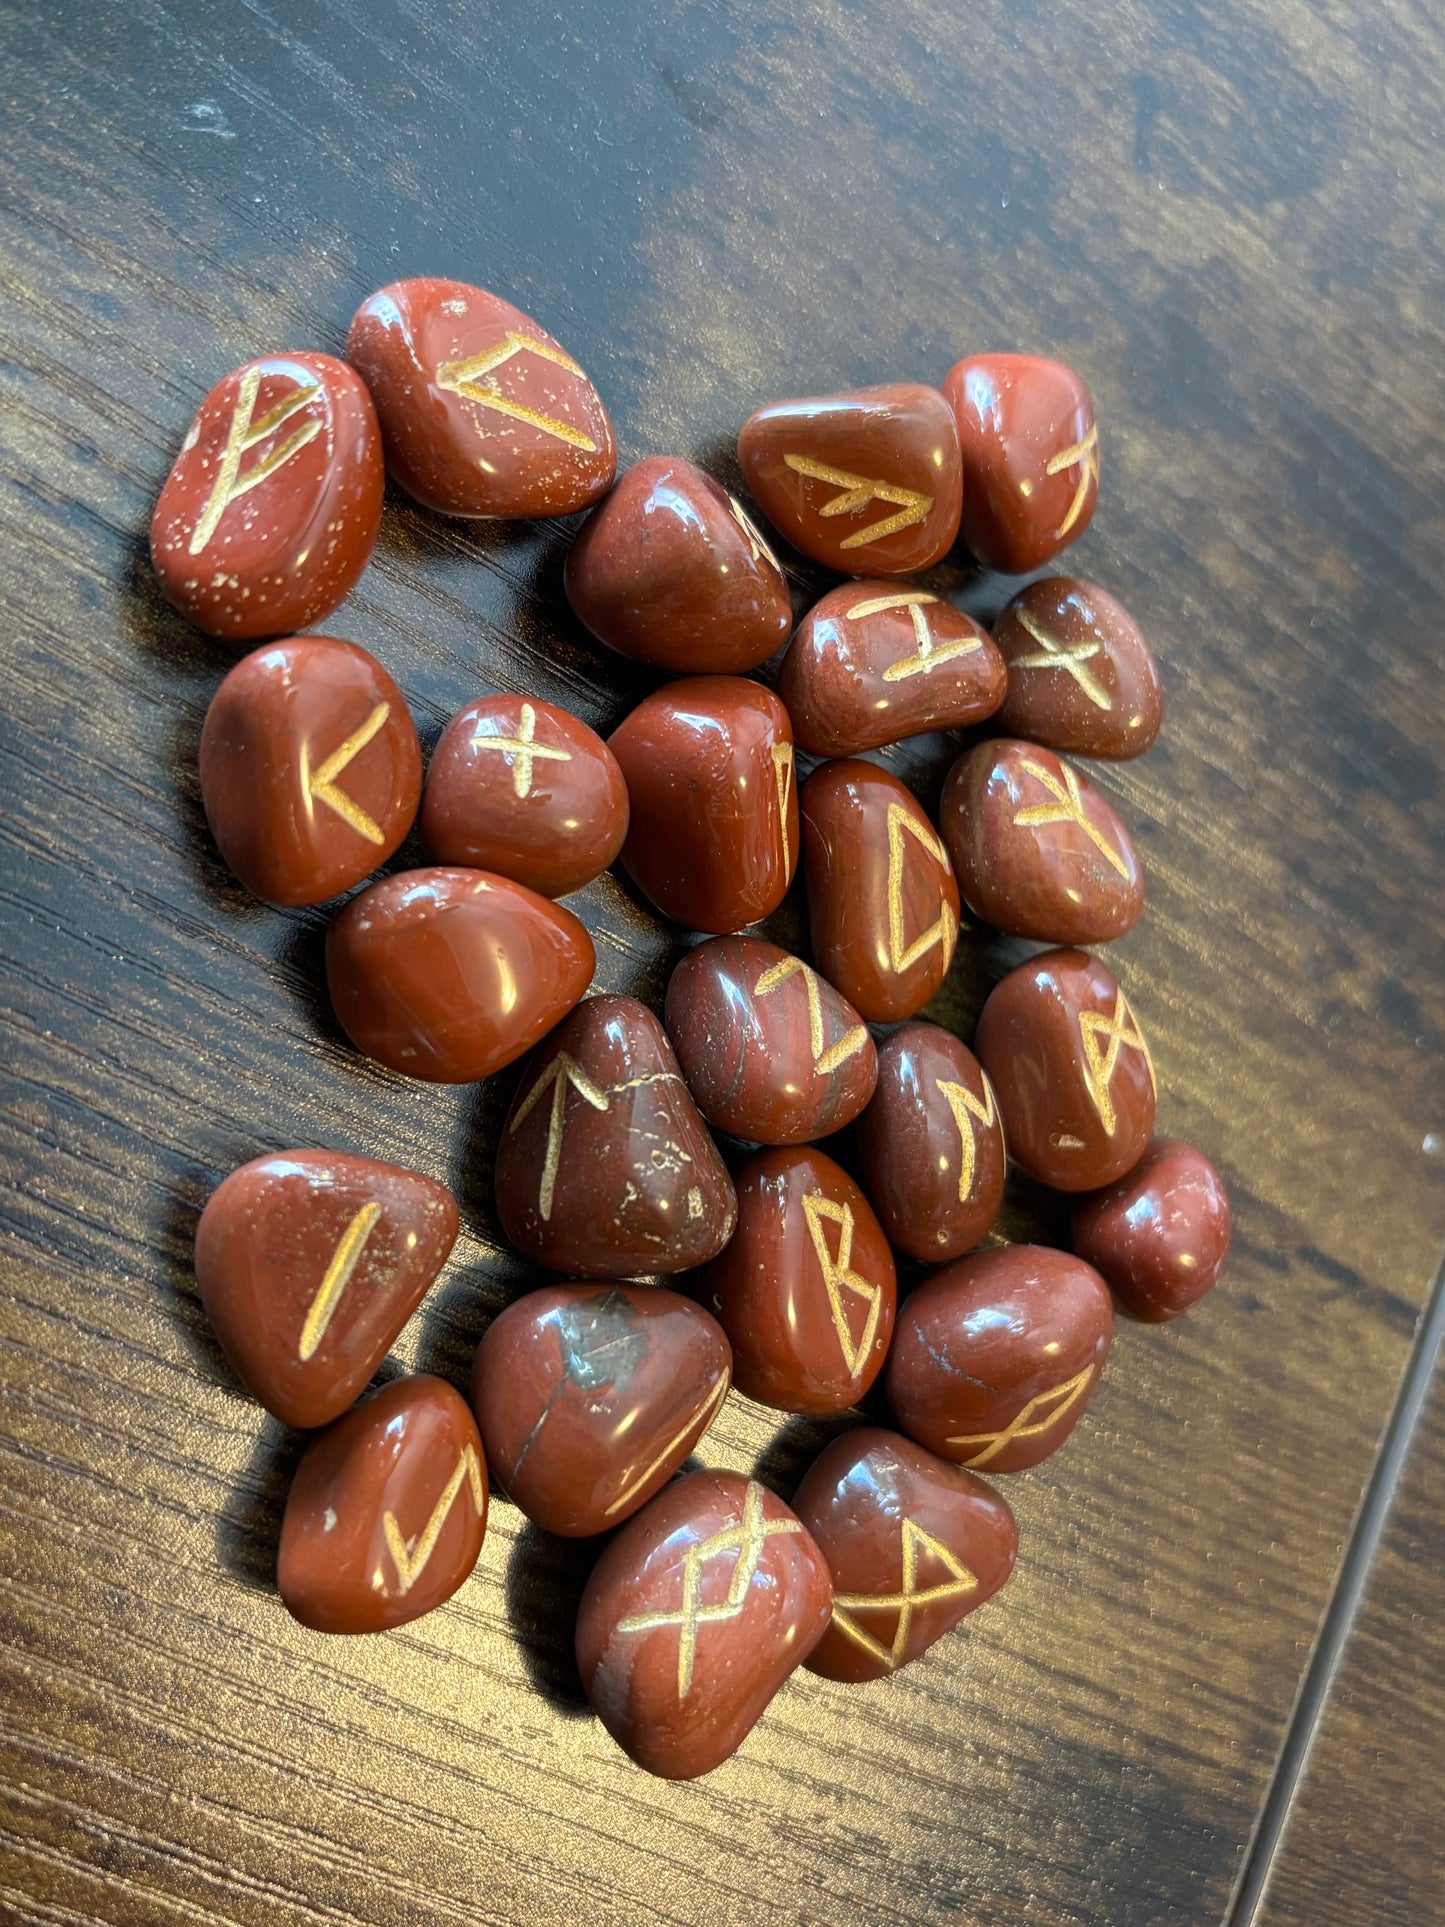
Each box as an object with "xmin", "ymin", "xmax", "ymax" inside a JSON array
[
  {"xmin": 948, "ymin": 1366, "xmax": 1096, "ymax": 1469},
  {"xmin": 886, "ymin": 804, "xmax": 957, "ymax": 974},
  {"xmin": 436, "ymin": 331, "xmax": 599, "ymax": 451},
  {"xmin": 297, "ymin": 1200, "xmax": 383, "ymax": 1362},
  {"xmin": 188, "ymin": 365, "xmax": 323, "ymax": 555},
  {"xmin": 1013, "ymin": 757, "xmax": 1129, "ymax": 879},
  {"xmin": 1012, "ymin": 607, "xmax": 1112, "ymax": 711},
  {"xmin": 782, "ymin": 454, "xmax": 932, "ymax": 550},
  {"xmin": 802, "ymin": 1193, "xmax": 885, "ymax": 1377},
  {"xmin": 770, "ymin": 741, "xmax": 795, "ymax": 874},
  {"xmin": 509, "ymin": 1052, "xmax": 611, "ymax": 1221},
  {"xmin": 602, "ymin": 1370, "xmax": 731, "ymax": 1520},
  {"xmin": 1078, "ymin": 988, "xmax": 1156, "ymax": 1136},
  {"xmin": 935, "ymin": 1076, "xmax": 1000, "ymax": 1202},
  {"xmin": 844, "ymin": 591, "xmax": 982, "ymax": 684},
  {"xmin": 1046, "ymin": 424, "xmax": 1099, "ymax": 539},
  {"xmin": 616, "ymin": 1479, "xmax": 802, "ymax": 1697},
  {"xmin": 381, "ymin": 1444, "xmax": 485, "ymax": 1593},
  {"xmin": 754, "ymin": 956, "xmax": 869, "ymax": 1075},
  {"xmin": 831, "ymin": 1518, "xmax": 978, "ymax": 1671},
  {"xmin": 303, "ymin": 703, "xmax": 392, "ymax": 845},
  {"xmin": 471, "ymin": 701, "xmax": 572, "ymax": 799},
  {"xmin": 727, "ymin": 493, "xmax": 783, "ymax": 576}
]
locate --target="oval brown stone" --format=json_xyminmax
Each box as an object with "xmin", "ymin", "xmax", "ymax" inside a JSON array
[
  {"xmin": 470, "ymin": 1284, "xmax": 731, "ymax": 1536},
  {"xmin": 575, "ymin": 1469, "xmax": 832, "ymax": 1779},
  {"xmin": 494, "ymin": 994, "xmax": 736, "ymax": 1278},
  {"xmin": 885, "ymin": 1246, "xmax": 1113, "ymax": 1472},
  {"xmin": 792, "ymin": 1426, "xmax": 1018, "ymax": 1682},
  {"xmin": 326, "ymin": 867, "xmax": 594, "ymax": 1083},
  {"xmin": 973, "ymin": 947, "xmax": 1157, "ymax": 1191},
  {"xmin": 856, "ymin": 1022, "xmax": 1005, "ymax": 1262},
  {"xmin": 993, "ymin": 576, "xmax": 1163, "ymax": 759},
  {"xmin": 1072, "ymin": 1137, "xmax": 1231, "ymax": 1322}
]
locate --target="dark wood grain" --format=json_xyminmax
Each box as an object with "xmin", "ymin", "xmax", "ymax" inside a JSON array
[{"xmin": 0, "ymin": 2, "xmax": 1443, "ymax": 1923}]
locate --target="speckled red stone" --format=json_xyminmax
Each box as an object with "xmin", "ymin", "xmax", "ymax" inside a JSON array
[{"xmin": 1072, "ymin": 1137, "xmax": 1231, "ymax": 1322}]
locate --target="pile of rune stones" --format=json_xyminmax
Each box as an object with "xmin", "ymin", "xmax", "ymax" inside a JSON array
[{"xmin": 156, "ymin": 275, "xmax": 1232, "ymax": 1782}]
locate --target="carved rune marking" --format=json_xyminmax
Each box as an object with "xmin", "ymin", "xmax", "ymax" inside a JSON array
[
  {"xmin": 782, "ymin": 454, "xmax": 932, "ymax": 549},
  {"xmin": 754, "ymin": 956, "xmax": 869, "ymax": 1075},
  {"xmin": 189, "ymin": 365, "xmax": 323, "ymax": 555},
  {"xmin": 934, "ymin": 1076, "xmax": 1000, "ymax": 1202},
  {"xmin": 436, "ymin": 331, "xmax": 599, "ymax": 451},
  {"xmin": 602, "ymin": 1370, "xmax": 732, "ymax": 1520},
  {"xmin": 844, "ymin": 591, "xmax": 982, "ymax": 683},
  {"xmin": 831, "ymin": 1517, "xmax": 978, "ymax": 1671},
  {"xmin": 381, "ymin": 1444, "xmax": 485, "ymax": 1593},
  {"xmin": 1078, "ymin": 988, "xmax": 1156, "ymax": 1135},
  {"xmin": 304, "ymin": 702, "xmax": 392, "ymax": 844},
  {"xmin": 1013, "ymin": 757, "xmax": 1130, "ymax": 878},
  {"xmin": 1045, "ymin": 423, "xmax": 1099, "ymax": 539},
  {"xmin": 616, "ymin": 1479, "xmax": 802, "ymax": 1697},
  {"xmin": 886, "ymin": 804, "xmax": 957, "ymax": 974},
  {"xmin": 770, "ymin": 741, "xmax": 795, "ymax": 874},
  {"xmin": 297, "ymin": 1200, "xmax": 383, "ymax": 1361},
  {"xmin": 1012, "ymin": 607, "xmax": 1112, "ymax": 711},
  {"xmin": 509, "ymin": 1053, "xmax": 612, "ymax": 1221},
  {"xmin": 802, "ymin": 1193, "xmax": 885, "ymax": 1377},
  {"xmin": 727, "ymin": 492, "xmax": 783, "ymax": 576},
  {"xmin": 470, "ymin": 701, "xmax": 572, "ymax": 799},
  {"xmin": 948, "ymin": 1366, "xmax": 1096, "ymax": 1469}
]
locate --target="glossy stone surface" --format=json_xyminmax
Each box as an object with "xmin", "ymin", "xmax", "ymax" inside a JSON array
[
  {"xmin": 470, "ymin": 1284, "xmax": 731, "ymax": 1536},
  {"xmin": 195, "ymin": 1151, "xmax": 458, "ymax": 1430},
  {"xmin": 1072, "ymin": 1137, "xmax": 1231, "ymax": 1322},
  {"xmin": 565, "ymin": 456, "xmax": 793, "ymax": 674},
  {"xmin": 199, "ymin": 636, "xmax": 421, "ymax": 908},
  {"xmin": 346, "ymin": 277, "xmax": 615, "ymax": 518},
  {"xmin": 419, "ymin": 694, "xmax": 628, "ymax": 898},
  {"xmin": 886, "ymin": 1246, "xmax": 1113, "ymax": 1473},
  {"xmin": 778, "ymin": 581, "xmax": 1005, "ymax": 757},
  {"xmin": 151, "ymin": 352, "xmax": 384, "ymax": 641},
  {"xmin": 737, "ymin": 384, "xmax": 962, "ymax": 576},
  {"xmin": 697, "ymin": 1147, "xmax": 896, "ymax": 1415},
  {"xmin": 792, "ymin": 1427, "xmax": 1018, "ymax": 1682},
  {"xmin": 664, "ymin": 935, "xmax": 877, "ymax": 1146},
  {"xmin": 608, "ymin": 677, "xmax": 797, "ymax": 933},
  {"xmin": 277, "ymin": 1375, "xmax": 487, "ymax": 1634},
  {"xmin": 942, "ymin": 353, "xmax": 1098, "ymax": 574},
  {"xmin": 326, "ymin": 868, "xmax": 594, "ymax": 1083},
  {"xmin": 801, "ymin": 759, "xmax": 960, "ymax": 1023},
  {"xmin": 939, "ymin": 738, "xmax": 1144, "ymax": 944},
  {"xmin": 856, "ymin": 1023, "xmax": 1005, "ymax": 1262},
  {"xmin": 993, "ymin": 576, "xmax": 1164, "ymax": 759},
  {"xmin": 575, "ymin": 1469, "xmax": 831, "ymax": 1779},
  {"xmin": 495, "ymin": 995, "xmax": 736, "ymax": 1278},
  {"xmin": 974, "ymin": 948, "xmax": 1157, "ymax": 1191}
]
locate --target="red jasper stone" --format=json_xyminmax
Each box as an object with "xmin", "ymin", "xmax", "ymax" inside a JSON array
[
  {"xmin": 942, "ymin": 353, "xmax": 1099, "ymax": 574},
  {"xmin": 801, "ymin": 759, "xmax": 960, "ymax": 1023},
  {"xmin": 575, "ymin": 1469, "xmax": 832, "ymax": 1779},
  {"xmin": 195, "ymin": 1150, "xmax": 457, "ymax": 1430},
  {"xmin": 470, "ymin": 1284, "xmax": 731, "ymax": 1536},
  {"xmin": 1072, "ymin": 1138, "xmax": 1231, "ymax": 1322},
  {"xmin": 565, "ymin": 456, "xmax": 793, "ymax": 674},
  {"xmin": 277, "ymin": 1375, "xmax": 487, "ymax": 1634},
  {"xmin": 792, "ymin": 1427, "xmax": 1018, "ymax": 1682},
  {"xmin": 346, "ymin": 277, "xmax": 615, "ymax": 518},
  {"xmin": 856, "ymin": 1023, "xmax": 1005, "ymax": 1262},
  {"xmin": 326, "ymin": 867, "xmax": 594, "ymax": 1083},
  {"xmin": 993, "ymin": 576, "xmax": 1163, "ymax": 760},
  {"xmin": 664, "ymin": 935, "xmax": 877, "ymax": 1146},
  {"xmin": 886, "ymin": 1246, "xmax": 1113, "ymax": 1473},
  {"xmin": 199, "ymin": 636, "xmax": 421, "ymax": 908},
  {"xmin": 939, "ymin": 738, "xmax": 1144, "ymax": 945},
  {"xmin": 494, "ymin": 995, "xmax": 736, "ymax": 1278},
  {"xmin": 738, "ymin": 384, "xmax": 962, "ymax": 576},
  {"xmin": 151, "ymin": 352, "xmax": 383, "ymax": 641},
  {"xmin": 778, "ymin": 581, "xmax": 1005, "ymax": 757},
  {"xmin": 697, "ymin": 1147, "xmax": 896, "ymax": 1415},
  {"xmin": 974, "ymin": 948, "xmax": 1157, "ymax": 1192},
  {"xmin": 419, "ymin": 694, "xmax": 628, "ymax": 898},
  {"xmin": 608, "ymin": 677, "xmax": 798, "ymax": 934}
]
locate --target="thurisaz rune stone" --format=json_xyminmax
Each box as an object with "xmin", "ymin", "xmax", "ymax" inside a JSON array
[
  {"xmin": 791, "ymin": 1426, "xmax": 1018, "ymax": 1682},
  {"xmin": 885, "ymin": 1246, "xmax": 1114, "ymax": 1473},
  {"xmin": 663, "ymin": 935, "xmax": 878, "ymax": 1147},
  {"xmin": 199, "ymin": 635, "xmax": 421, "ymax": 908},
  {"xmin": 575, "ymin": 1468, "xmax": 832, "ymax": 1779},
  {"xmin": 326, "ymin": 867, "xmax": 595, "ymax": 1083},
  {"xmin": 277, "ymin": 1375, "xmax": 487, "ymax": 1634},
  {"xmin": 1072, "ymin": 1137, "xmax": 1231, "ymax": 1322},
  {"xmin": 194, "ymin": 1150, "xmax": 458, "ymax": 1430},
  {"xmin": 469, "ymin": 1284, "xmax": 732, "ymax": 1536},
  {"xmin": 494, "ymin": 994, "xmax": 736, "ymax": 1278},
  {"xmin": 992, "ymin": 576, "xmax": 1163, "ymax": 760},
  {"xmin": 346, "ymin": 277, "xmax": 616, "ymax": 518},
  {"xmin": 151, "ymin": 351, "xmax": 384, "ymax": 641}
]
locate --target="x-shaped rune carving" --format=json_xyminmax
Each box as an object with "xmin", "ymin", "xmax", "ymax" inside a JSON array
[
  {"xmin": 1045, "ymin": 423, "xmax": 1100, "ymax": 539},
  {"xmin": 1012, "ymin": 757, "xmax": 1130, "ymax": 878},
  {"xmin": 304, "ymin": 702, "xmax": 392, "ymax": 844},
  {"xmin": 1078, "ymin": 987, "xmax": 1156, "ymax": 1135},
  {"xmin": 831, "ymin": 1517, "xmax": 978, "ymax": 1671},
  {"xmin": 886, "ymin": 804, "xmax": 957, "ymax": 973},
  {"xmin": 379, "ymin": 1444, "xmax": 486, "ymax": 1593},
  {"xmin": 783, "ymin": 454, "xmax": 933, "ymax": 549},
  {"xmin": 802, "ymin": 1193, "xmax": 885, "ymax": 1377},
  {"xmin": 934, "ymin": 1076, "xmax": 1000, "ymax": 1202},
  {"xmin": 753, "ymin": 956, "xmax": 869, "ymax": 1075},
  {"xmin": 843, "ymin": 591, "xmax": 982, "ymax": 683},
  {"xmin": 470, "ymin": 701, "xmax": 572, "ymax": 799},
  {"xmin": 436, "ymin": 331, "xmax": 599, "ymax": 451},
  {"xmin": 727, "ymin": 493, "xmax": 783, "ymax": 576},
  {"xmin": 189, "ymin": 365, "xmax": 322, "ymax": 555},
  {"xmin": 948, "ymin": 1366, "xmax": 1096, "ymax": 1469},
  {"xmin": 1012, "ymin": 607, "xmax": 1112, "ymax": 711},
  {"xmin": 297, "ymin": 1200, "xmax": 383, "ymax": 1361}
]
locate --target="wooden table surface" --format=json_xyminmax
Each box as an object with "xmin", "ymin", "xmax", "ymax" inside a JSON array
[{"xmin": 2, "ymin": 2, "xmax": 1443, "ymax": 1923}]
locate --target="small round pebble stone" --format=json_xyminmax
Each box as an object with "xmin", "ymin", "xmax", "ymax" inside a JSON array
[
  {"xmin": 993, "ymin": 576, "xmax": 1163, "ymax": 759},
  {"xmin": 1072, "ymin": 1137, "xmax": 1231, "ymax": 1321}
]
